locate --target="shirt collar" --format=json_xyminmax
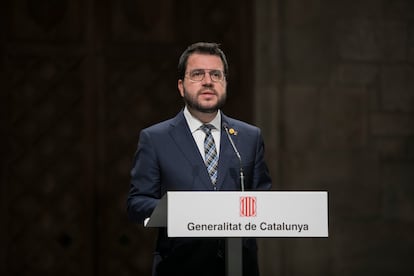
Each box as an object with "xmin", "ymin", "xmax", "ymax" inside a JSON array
[{"xmin": 183, "ymin": 106, "xmax": 221, "ymax": 133}]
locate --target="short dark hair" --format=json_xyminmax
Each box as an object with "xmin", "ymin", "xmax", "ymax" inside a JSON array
[{"xmin": 177, "ymin": 42, "xmax": 229, "ymax": 80}]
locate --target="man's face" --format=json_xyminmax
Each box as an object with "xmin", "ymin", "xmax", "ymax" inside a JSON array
[{"xmin": 178, "ymin": 53, "xmax": 227, "ymax": 114}]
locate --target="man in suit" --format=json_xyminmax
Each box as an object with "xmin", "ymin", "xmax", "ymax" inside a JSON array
[{"xmin": 127, "ymin": 42, "xmax": 272, "ymax": 276}]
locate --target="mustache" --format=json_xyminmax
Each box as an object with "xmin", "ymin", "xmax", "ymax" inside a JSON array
[{"xmin": 198, "ymin": 87, "xmax": 218, "ymax": 94}]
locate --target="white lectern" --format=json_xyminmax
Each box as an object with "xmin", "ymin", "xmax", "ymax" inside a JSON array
[{"xmin": 145, "ymin": 191, "xmax": 328, "ymax": 276}]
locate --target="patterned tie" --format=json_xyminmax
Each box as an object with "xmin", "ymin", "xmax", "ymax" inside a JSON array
[{"xmin": 200, "ymin": 124, "xmax": 219, "ymax": 186}]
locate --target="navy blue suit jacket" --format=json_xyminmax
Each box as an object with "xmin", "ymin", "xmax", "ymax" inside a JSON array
[{"xmin": 127, "ymin": 110, "xmax": 272, "ymax": 276}]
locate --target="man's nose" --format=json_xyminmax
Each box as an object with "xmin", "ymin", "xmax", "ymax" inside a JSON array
[{"xmin": 202, "ymin": 72, "xmax": 213, "ymax": 84}]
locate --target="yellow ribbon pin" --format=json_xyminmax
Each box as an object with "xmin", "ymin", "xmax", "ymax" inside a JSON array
[{"xmin": 229, "ymin": 128, "xmax": 237, "ymax": 135}]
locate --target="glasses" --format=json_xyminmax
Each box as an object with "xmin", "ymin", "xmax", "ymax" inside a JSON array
[{"xmin": 185, "ymin": 69, "xmax": 225, "ymax": 82}]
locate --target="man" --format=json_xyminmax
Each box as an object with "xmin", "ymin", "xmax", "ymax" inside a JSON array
[{"xmin": 127, "ymin": 42, "xmax": 272, "ymax": 276}]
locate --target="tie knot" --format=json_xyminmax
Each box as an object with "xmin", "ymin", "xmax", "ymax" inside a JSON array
[{"xmin": 200, "ymin": 124, "xmax": 215, "ymax": 134}]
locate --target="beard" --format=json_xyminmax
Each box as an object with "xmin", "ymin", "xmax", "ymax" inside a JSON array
[{"xmin": 183, "ymin": 87, "xmax": 227, "ymax": 113}]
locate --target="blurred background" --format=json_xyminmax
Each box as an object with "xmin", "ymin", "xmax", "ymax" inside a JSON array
[{"xmin": 2, "ymin": 0, "xmax": 414, "ymax": 275}]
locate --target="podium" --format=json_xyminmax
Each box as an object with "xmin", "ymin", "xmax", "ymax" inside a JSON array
[{"xmin": 145, "ymin": 191, "xmax": 328, "ymax": 276}]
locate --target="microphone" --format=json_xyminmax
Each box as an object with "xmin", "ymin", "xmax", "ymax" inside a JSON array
[{"xmin": 222, "ymin": 122, "xmax": 245, "ymax": 192}]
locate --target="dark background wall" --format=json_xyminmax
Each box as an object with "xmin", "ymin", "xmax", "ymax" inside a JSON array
[
  {"xmin": 2, "ymin": 1, "xmax": 253, "ymax": 276},
  {"xmin": 2, "ymin": 0, "xmax": 414, "ymax": 276},
  {"xmin": 255, "ymin": 0, "xmax": 414, "ymax": 275}
]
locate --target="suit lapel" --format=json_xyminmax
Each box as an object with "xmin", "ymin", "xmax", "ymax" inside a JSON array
[
  {"xmin": 169, "ymin": 112, "xmax": 214, "ymax": 190},
  {"xmin": 216, "ymin": 115, "xmax": 239, "ymax": 190}
]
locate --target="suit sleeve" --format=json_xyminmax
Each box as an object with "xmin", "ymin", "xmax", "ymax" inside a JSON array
[
  {"xmin": 251, "ymin": 128, "xmax": 272, "ymax": 191},
  {"xmin": 127, "ymin": 129, "xmax": 161, "ymax": 224}
]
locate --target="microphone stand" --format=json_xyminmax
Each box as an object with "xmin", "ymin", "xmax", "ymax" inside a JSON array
[
  {"xmin": 223, "ymin": 123, "xmax": 244, "ymax": 276},
  {"xmin": 223, "ymin": 124, "xmax": 245, "ymax": 192}
]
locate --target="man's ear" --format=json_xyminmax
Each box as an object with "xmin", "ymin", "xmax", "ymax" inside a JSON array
[{"xmin": 178, "ymin": 79, "xmax": 184, "ymax": 97}]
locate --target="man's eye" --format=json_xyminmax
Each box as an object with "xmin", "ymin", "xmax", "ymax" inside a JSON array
[
  {"xmin": 191, "ymin": 71, "xmax": 203, "ymax": 77},
  {"xmin": 212, "ymin": 71, "xmax": 221, "ymax": 77}
]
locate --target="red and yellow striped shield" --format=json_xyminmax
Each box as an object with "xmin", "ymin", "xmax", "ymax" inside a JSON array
[{"xmin": 240, "ymin": 196, "xmax": 257, "ymax": 217}]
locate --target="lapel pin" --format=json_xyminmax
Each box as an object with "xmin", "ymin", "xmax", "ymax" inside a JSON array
[{"xmin": 229, "ymin": 128, "xmax": 238, "ymax": 135}]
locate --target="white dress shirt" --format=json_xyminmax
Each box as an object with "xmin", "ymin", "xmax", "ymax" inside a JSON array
[{"xmin": 183, "ymin": 106, "xmax": 221, "ymax": 161}]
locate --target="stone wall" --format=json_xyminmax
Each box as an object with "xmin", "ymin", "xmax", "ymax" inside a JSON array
[
  {"xmin": 2, "ymin": 1, "xmax": 254, "ymax": 275},
  {"xmin": 255, "ymin": 0, "xmax": 414, "ymax": 275}
]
